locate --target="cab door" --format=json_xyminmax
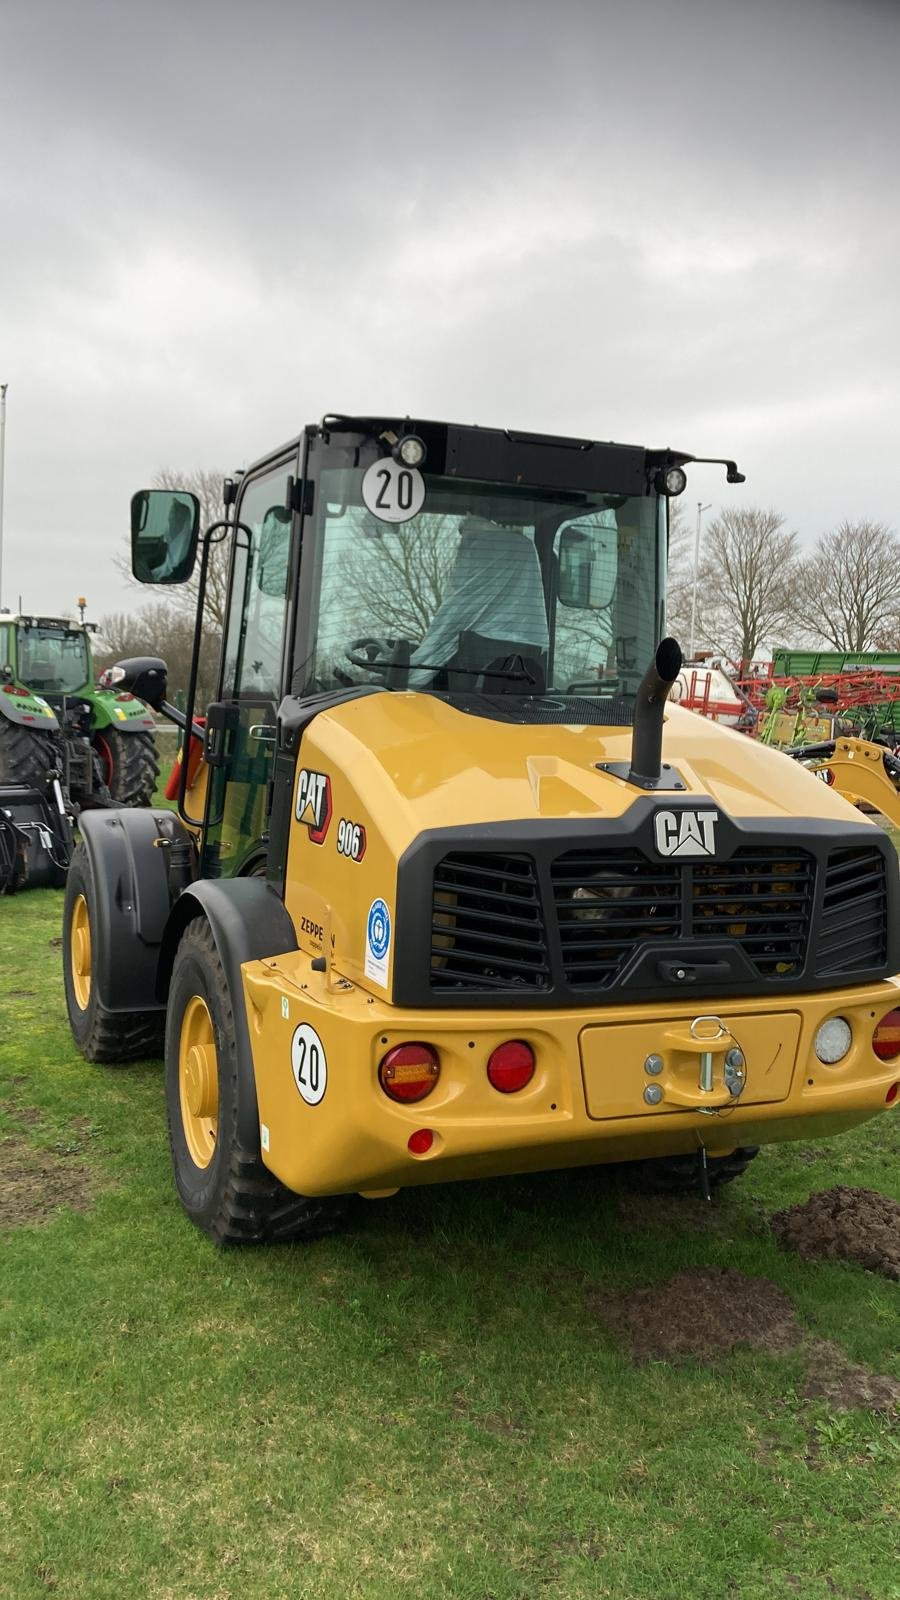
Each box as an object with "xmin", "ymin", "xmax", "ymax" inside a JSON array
[{"xmin": 201, "ymin": 456, "xmax": 297, "ymax": 877}]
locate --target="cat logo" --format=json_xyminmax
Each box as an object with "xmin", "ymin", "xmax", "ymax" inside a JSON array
[
  {"xmin": 654, "ymin": 809, "xmax": 718, "ymax": 857},
  {"xmin": 295, "ymin": 768, "xmax": 332, "ymax": 844}
]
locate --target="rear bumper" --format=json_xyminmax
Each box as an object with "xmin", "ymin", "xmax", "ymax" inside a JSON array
[{"xmin": 242, "ymin": 954, "xmax": 900, "ymax": 1197}]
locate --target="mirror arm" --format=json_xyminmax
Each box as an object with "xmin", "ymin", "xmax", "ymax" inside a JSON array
[{"xmin": 176, "ymin": 518, "xmax": 250, "ymax": 831}]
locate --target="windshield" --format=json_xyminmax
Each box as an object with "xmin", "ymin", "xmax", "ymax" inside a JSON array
[
  {"xmin": 16, "ymin": 625, "xmax": 90, "ymax": 695},
  {"xmin": 295, "ymin": 467, "xmax": 664, "ymax": 719}
]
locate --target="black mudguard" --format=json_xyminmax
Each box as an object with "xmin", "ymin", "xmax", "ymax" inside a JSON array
[
  {"xmin": 77, "ymin": 807, "xmax": 195, "ymax": 1013},
  {"xmin": 157, "ymin": 878, "xmax": 298, "ymax": 1147}
]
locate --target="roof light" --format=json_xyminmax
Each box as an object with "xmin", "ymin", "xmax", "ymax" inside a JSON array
[
  {"xmin": 655, "ymin": 465, "xmax": 688, "ymax": 497},
  {"xmin": 394, "ymin": 434, "xmax": 427, "ymax": 468}
]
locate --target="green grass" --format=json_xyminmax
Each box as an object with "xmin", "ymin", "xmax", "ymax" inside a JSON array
[{"xmin": 0, "ymin": 893, "xmax": 898, "ymax": 1600}]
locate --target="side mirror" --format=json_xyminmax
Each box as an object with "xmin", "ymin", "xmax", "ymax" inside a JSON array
[
  {"xmin": 557, "ymin": 523, "xmax": 617, "ymax": 610},
  {"xmin": 130, "ymin": 489, "xmax": 200, "ymax": 585},
  {"xmin": 99, "ymin": 656, "xmax": 168, "ymax": 711}
]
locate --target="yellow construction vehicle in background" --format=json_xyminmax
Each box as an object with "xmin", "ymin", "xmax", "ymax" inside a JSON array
[
  {"xmin": 61, "ymin": 416, "xmax": 900, "ymax": 1242},
  {"xmin": 789, "ymin": 735, "xmax": 900, "ymax": 833}
]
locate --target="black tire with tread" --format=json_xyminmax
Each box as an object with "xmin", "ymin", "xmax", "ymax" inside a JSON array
[
  {"xmin": 0, "ymin": 718, "xmax": 56, "ymax": 786},
  {"xmin": 62, "ymin": 843, "xmax": 165, "ymax": 1062},
  {"xmin": 165, "ymin": 917, "xmax": 348, "ymax": 1245},
  {"xmin": 619, "ymin": 1146, "xmax": 760, "ymax": 1194},
  {"xmin": 95, "ymin": 726, "xmax": 159, "ymax": 807}
]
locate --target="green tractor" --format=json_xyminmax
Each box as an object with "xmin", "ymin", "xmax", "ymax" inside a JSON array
[{"xmin": 0, "ymin": 612, "xmax": 160, "ymax": 808}]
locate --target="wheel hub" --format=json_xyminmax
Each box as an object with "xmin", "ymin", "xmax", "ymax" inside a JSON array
[
  {"xmin": 178, "ymin": 995, "xmax": 219, "ymax": 1168},
  {"xmin": 70, "ymin": 893, "xmax": 92, "ymax": 1010}
]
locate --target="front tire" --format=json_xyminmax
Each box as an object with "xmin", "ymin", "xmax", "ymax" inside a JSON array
[
  {"xmin": 165, "ymin": 918, "xmax": 347, "ymax": 1244},
  {"xmin": 618, "ymin": 1147, "xmax": 760, "ymax": 1194},
  {"xmin": 63, "ymin": 844, "xmax": 165, "ymax": 1061},
  {"xmin": 0, "ymin": 719, "xmax": 55, "ymax": 786},
  {"xmin": 94, "ymin": 727, "xmax": 159, "ymax": 807}
]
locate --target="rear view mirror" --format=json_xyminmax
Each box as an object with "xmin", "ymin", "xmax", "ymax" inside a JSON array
[
  {"xmin": 131, "ymin": 490, "xmax": 200, "ymax": 585},
  {"xmin": 557, "ymin": 522, "xmax": 617, "ymax": 610}
]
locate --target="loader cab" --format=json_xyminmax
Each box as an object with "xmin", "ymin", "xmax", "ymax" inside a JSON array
[{"xmin": 131, "ymin": 419, "xmax": 696, "ymax": 878}]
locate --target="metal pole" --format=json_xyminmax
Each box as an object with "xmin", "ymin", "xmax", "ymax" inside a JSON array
[
  {"xmin": 0, "ymin": 383, "xmax": 7, "ymax": 611},
  {"xmin": 689, "ymin": 500, "xmax": 712, "ymax": 658}
]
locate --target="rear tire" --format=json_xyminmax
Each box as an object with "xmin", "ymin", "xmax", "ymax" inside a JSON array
[
  {"xmin": 0, "ymin": 719, "xmax": 55, "ymax": 786},
  {"xmin": 165, "ymin": 918, "xmax": 347, "ymax": 1244},
  {"xmin": 62, "ymin": 843, "xmax": 165, "ymax": 1061},
  {"xmin": 618, "ymin": 1147, "xmax": 760, "ymax": 1194},
  {"xmin": 94, "ymin": 727, "xmax": 159, "ymax": 807}
]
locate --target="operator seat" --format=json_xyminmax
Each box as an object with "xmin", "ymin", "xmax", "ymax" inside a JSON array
[
  {"xmin": 408, "ymin": 523, "xmax": 550, "ymax": 688},
  {"xmin": 446, "ymin": 631, "xmax": 547, "ymax": 695}
]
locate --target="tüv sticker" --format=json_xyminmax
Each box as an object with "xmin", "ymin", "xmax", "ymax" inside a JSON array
[
  {"xmin": 365, "ymin": 898, "xmax": 391, "ymax": 986},
  {"xmin": 654, "ymin": 809, "xmax": 719, "ymax": 857}
]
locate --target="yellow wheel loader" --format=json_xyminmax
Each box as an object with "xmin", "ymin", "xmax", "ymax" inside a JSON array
[
  {"xmin": 62, "ymin": 418, "xmax": 900, "ymax": 1241},
  {"xmin": 788, "ymin": 735, "xmax": 900, "ymax": 829}
]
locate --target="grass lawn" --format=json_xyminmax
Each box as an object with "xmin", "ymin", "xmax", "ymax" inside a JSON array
[{"xmin": 0, "ymin": 890, "xmax": 897, "ymax": 1600}]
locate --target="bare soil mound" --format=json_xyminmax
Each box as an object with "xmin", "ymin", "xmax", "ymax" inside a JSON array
[
  {"xmin": 802, "ymin": 1340, "xmax": 900, "ymax": 1413},
  {"xmin": 591, "ymin": 1266, "xmax": 801, "ymax": 1363},
  {"xmin": 0, "ymin": 1134, "xmax": 92, "ymax": 1228},
  {"xmin": 771, "ymin": 1187, "xmax": 900, "ymax": 1281}
]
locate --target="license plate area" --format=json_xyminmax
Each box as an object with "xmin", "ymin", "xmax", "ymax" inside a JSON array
[{"xmin": 579, "ymin": 1010, "xmax": 801, "ymax": 1120}]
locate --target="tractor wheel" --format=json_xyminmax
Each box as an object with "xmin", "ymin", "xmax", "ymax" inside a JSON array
[
  {"xmin": 0, "ymin": 719, "xmax": 55, "ymax": 786},
  {"xmin": 62, "ymin": 844, "xmax": 165, "ymax": 1062},
  {"xmin": 619, "ymin": 1146, "xmax": 760, "ymax": 1194},
  {"xmin": 93, "ymin": 727, "xmax": 159, "ymax": 807},
  {"xmin": 165, "ymin": 918, "xmax": 348, "ymax": 1245}
]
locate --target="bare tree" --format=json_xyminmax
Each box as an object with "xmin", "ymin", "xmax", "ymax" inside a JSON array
[
  {"xmin": 664, "ymin": 498, "xmax": 694, "ymax": 645},
  {"xmin": 96, "ymin": 599, "xmax": 219, "ymax": 706},
  {"xmin": 114, "ymin": 466, "xmax": 230, "ymax": 629},
  {"xmin": 696, "ymin": 508, "xmax": 800, "ymax": 669},
  {"xmin": 337, "ymin": 514, "xmax": 458, "ymax": 640},
  {"xmin": 791, "ymin": 520, "xmax": 900, "ymax": 653}
]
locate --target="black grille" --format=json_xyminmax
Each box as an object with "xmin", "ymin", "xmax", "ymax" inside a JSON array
[
  {"xmin": 817, "ymin": 845, "xmax": 888, "ymax": 975},
  {"xmin": 690, "ymin": 846, "xmax": 813, "ymax": 978},
  {"xmin": 430, "ymin": 852, "xmax": 550, "ymax": 992},
  {"xmin": 552, "ymin": 849, "xmax": 680, "ymax": 987}
]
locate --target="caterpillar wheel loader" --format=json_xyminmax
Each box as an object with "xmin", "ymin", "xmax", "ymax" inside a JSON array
[
  {"xmin": 62, "ymin": 417, "xmax": 900, "ymax": 1243},
  {"xmin": 0, "ymin": 611, "xmax": 159, "ymax": 809}
]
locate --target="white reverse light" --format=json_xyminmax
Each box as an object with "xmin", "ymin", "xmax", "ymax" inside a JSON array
[{"xmin": 814, "ymin": 1016, "xmax": 852, "ymax": 1064}]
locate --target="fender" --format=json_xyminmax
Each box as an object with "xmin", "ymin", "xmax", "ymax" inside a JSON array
[
  {"xmin": 0, "ymin": 686, "xmax": 60, "ymax": 731},
  {"xmin": 78, "ymin": 807, "xmax": 195, "ymax": 1012},
  {"xmin": 88, "ymin": 687, "xmax": 157, "ymax": 733},
  {"xmin": 157, "ymin": 878, "xmax": 298, "ymax": 1148}
]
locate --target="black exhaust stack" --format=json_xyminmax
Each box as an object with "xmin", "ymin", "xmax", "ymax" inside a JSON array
[
  {"xmin": 596, "ymin": 637, "xmax": 687, "ymax": 792},
  {"xmin": 629, "ymin": 637, "xmax": 683, "ymax": 785}
]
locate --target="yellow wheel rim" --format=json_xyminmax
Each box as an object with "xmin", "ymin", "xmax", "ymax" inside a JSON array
[
  {"xmin": 70, "ymin": 893, "xmax": 92, "ymax": 1011},
  {"xmin": 178, "ymin": 995, "xmax": 219, "ymax": 1169}
]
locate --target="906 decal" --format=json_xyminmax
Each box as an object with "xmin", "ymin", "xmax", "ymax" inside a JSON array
[{"xmin": 336, "ymin": 817, "xmax": 367, "ymax": 862}]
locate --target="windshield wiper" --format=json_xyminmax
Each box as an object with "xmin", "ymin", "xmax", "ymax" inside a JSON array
[{"xmin": 409, "ymin": 655, "xmax": 539, "ymax": 686}]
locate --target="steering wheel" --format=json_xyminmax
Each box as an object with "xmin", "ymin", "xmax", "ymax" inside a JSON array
[{"xmin": 345, "ymin": 637, "xmax": 404, "ymax": 673}]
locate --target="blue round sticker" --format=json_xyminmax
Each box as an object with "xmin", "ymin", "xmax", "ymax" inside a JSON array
[{"xmin": 367, "ymin": 899, "xmax": 391, "ymax": 960}]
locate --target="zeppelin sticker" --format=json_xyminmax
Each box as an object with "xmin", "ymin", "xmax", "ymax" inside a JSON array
[
  {"xmin": 365, "ymin": 897, "xmax": 391, "ymax": 986},
  {"xmin": 295, "ymin": 768, "xmax": 333, "ymax": 844}
]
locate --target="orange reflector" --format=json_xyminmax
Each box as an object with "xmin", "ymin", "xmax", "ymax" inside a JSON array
[
  {"xmin": 408, "ymin": 1129, "xmax": 434, "ymax": 1155},
  {"xmin": 886, "ymin": 1082, "xmax": 899, "ymax": 1105},
  {"xmin": 872, "ymin": 1009, "xmax": 900, "ymax": 1062},
  {"xmin": 379, "ymin": 1042, "xmax": 440, "ymax": 1103}
]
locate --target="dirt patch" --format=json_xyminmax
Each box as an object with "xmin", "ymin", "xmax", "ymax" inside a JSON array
[
  {"xmin": 771, "ymin": 1187, "xmax": 900, "ymax": 1281},
  {"xmin": 802, "ymin": 1339, "xmax": 900, "ymax": 1414},
  {"xmin": 591, "ymin": 1266, "xmax": 802, "ymax": 1363},
  {"xmin": 0, "ymin": 1134, "xmax": 93, "ymax": 1228}
]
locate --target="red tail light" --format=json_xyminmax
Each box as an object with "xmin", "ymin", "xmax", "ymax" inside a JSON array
[
  {"xmin": 487, "ymin": 1040, "xmax": 535, "ymax": 1093},
  {"xmin": 379, "ymin": 1042, "xmax": 440, "ymax": 1103},
  {"xmin": 872, "ymin": 1009, "xmax": 900, "ymax": 1062}
]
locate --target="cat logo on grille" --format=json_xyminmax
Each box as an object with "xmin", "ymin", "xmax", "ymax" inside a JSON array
[{"xmin": 654, "ymin": 809, "xmax": 718, "ymax": 857}]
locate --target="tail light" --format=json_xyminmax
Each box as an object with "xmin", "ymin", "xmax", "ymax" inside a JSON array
[
  {"xmin": 379, "ymin": 1042, "xmax": 440, "ymax": 1103},
  {"xmin": 872, "ymin": 1009, "xmax": 900, "ymax": 1062},
  {"xmin": 487, "ymin": 1040, "xmax": 535, "ymax": 1093}
]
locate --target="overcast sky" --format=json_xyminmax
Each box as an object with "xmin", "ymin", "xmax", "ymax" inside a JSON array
[{"xmin": 1, "ymin": 0, "xmax": 898, "ymax": 625}]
